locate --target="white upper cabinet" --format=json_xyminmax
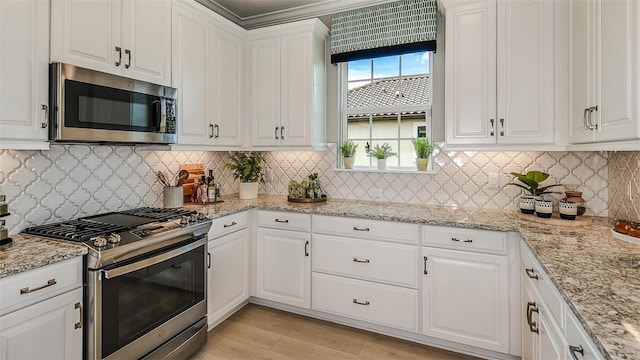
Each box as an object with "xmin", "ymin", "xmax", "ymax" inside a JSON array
[
  {"xmin": 445, "ymin": 0, "xmax": 555, "ymax": 146},
  {"xmin": 51, "ymin": 0, "xmax": 171, "ymax": 86},
  {"xmin": 0, "ymin": 0, "xmax": 50, "ymax": 149},
  {"xmin": 249, "ymin": 19, "xmax": 327, "ymax": 149},
  {"xmin": 569, "ymin": 0, "xmax": 640, "ymax": 144}
]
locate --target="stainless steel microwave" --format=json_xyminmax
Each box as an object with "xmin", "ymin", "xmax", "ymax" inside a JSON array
[{"xmin": 49, "ymin": 63, "xmax": 177, "ymax": 144}]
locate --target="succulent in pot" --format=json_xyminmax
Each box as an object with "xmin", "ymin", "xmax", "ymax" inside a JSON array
[
  {"xmin": 340, "ymin": 140, "xmax": 358, "ymax": 169},
  {"xmin": 411, "ymin": 137, "xmax": 433, "ymax": 171},
  {"xmin": 367, "ymin": 142, "xmax": 396, "ymax": 170},
  {"xmin": 225, "ymin": 152, "xmax": 265, "ymax": 199}
]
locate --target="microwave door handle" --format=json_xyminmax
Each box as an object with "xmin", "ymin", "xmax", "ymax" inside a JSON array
[
  {"xmin": 152, "ymin": 99, "xmax": 162, "ymax": 131},
  {"xmin": 102, "ymin": 236, "xmax": 206, "ymax": 279}
]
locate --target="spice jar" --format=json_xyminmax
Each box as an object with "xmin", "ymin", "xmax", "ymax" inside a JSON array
[
  {"xmin": 563, "ymin": 191, "xmax": 586, "ymax": 216},
  {"xmin": 0, "ymin": 195, "xmax": 7, "ymax": 215}
]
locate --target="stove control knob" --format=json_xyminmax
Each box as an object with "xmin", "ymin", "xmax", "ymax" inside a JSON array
[
  {"xmin": 93, "ymin": 236, "xmax": 108, "ymax": 248},
  {"xmin": 197, "ymin": 213, "xmax": 207, "ymax": 221},
  {"xmin": 190, "ymin": 213, "xmax": 198, "ymax": 222},
  {"xmin": 108, "ymin": 233, "xmax": 121, "ymax": 244},
  {"xmin": 180, "ymin": 216, "xmax": 190, "ymax": 227}
]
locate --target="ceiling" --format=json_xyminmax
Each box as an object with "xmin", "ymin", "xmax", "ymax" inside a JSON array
[{"xmin": 195, "ymin": 0, "xmax": 398, "ymax": 29}]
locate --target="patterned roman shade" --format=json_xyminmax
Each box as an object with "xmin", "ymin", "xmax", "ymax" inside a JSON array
[{"xmin": 330, "ymin": 0, "xmax": 437, "ymax": 64}]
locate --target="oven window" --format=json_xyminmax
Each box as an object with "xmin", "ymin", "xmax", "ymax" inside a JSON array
[
  {"xmin": 101, "ymin": 245, "xmax": 205, "ymax": 358},
  {"xmin": 64, "ymin": 80, "xmax": 160, "ymax": 132}
]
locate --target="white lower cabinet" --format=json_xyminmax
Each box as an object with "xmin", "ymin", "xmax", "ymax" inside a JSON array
[
  {"xmin": 421, "ymin": 246, "xmax": 510, "ymax": 353},
  {"xmin": 256, "ymin": 226, "xmax": 311, "ymax": 308}
]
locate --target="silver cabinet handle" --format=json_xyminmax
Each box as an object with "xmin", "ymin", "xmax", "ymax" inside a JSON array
[
  {"xmin": 526, "ymin": 302, "xmax": 539, "ymax": 334},
  {"xmin": 587, "ymin": 106, "xmax": 598, "ymax": 130},
  {"xmin": 209, "ymin": 124, "xmax": 214, "ymax": 138},
  {"xmin": 490, "ymin": 118, "xmax": 495, "ymax": 136},
  {"xmin": 41, "ymin": 104, "xmax": 48, "ymax": 128},
  {"xmin": 423, "ymin": 256, "xmax": 428, "ymax": 275},
  {"xmin": 525, "ymin": 268, "xmax": 539, "ymax": 280},
  {"xmin": 499, "ymin": 118, "xmax": 504, "ymax": 136},
  {"xmin": 74, "ymin": 302, "xmax": 83, "ymax": 329},
  {"xmin": 20, "ymin": 278, "xmax": 57, "ymax": 294},
  {"xmin": 569, "ymin": 345, "xmax": 585, "ymax": 360},
  {"xmin": 352, "ymin": 257, "xmax": 370, "ymax": 263},
  {"xmin": 352, "ymin": 298, "xmax": 370, "ymax": 306},
  {"xmin": 275, "ymin": 126, "xmax": 279, "ymax": 140},
  {"xmin": 304, "ymin": 240, "xmax": 309, "ymax": 257},
  {"xmin": 280, "ymin": 126, "xmax": 284, "ymax": 140},
  {"xmin": 125, "ymin": 49, "xmax": 131, "ymax": 68},
  {"xmin": 352, "ymin": 226, "xmax": 369, "ymax": 232},
  {"xmin": 207, "ymin": 252, "xmax": 211, "ymax": 269},
  {"xmin": 274, "ymin": 218, "xmax": 289, "ymax": 223},
  {"xmin": 214, "ymin": 124, "xmax": 220, "ymax": 138},
  {"xmin": 451, "ymin": 237, "xmax": 473, "ymax": 243},
  {"xmin": 223, "ymin": 221, "xmax": 237, "ymax": 228},
  {"xmin": 583, "ymin": 108, "xmax": 589, "ymax": 129},
  {"xmin": 115, "ymin": 46, "xmax": 122, "ymax": 66}
]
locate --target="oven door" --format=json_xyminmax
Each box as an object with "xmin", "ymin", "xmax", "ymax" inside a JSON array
[{"xmin": 88, "ymin": 237, "xmax": 207, "ymax": 360}]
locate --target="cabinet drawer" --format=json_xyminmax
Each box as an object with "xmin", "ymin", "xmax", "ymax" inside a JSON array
[
  {"xmin": 520, "ymin": 245, "xmax": 564, "ymax": 329},
  {"xmin": 422, "ymin": 225, "xmax": 508, "ymax": 255},
  {"xmin": 312, "ymin": 273, "xmax": 419, "ymax": 332},
  {"xmin": 209, "ymin": 211, "xmax": 248, "ymax": 239},
  {"xmin": 257, "ymin": 210, "xmax": 311, "ymax": 232},
  {"xmin": 565, "ymin": 310, "xmax": 603, "ymax": 360},
  {"xmin": 312, "ymin": 234, "xmax": 419, "ymax": 288},
  {"xmin": 0, "ymin": 257, "xmax": 83, "ymax": 316},
  {"xmin": 313, "ymin": 215, "xmax": 419, "ymax": 244}
]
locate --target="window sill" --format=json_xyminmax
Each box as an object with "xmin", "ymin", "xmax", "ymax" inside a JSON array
[{"xmin": 333, "ymin": 167, "xmax": 436, "ymax": 174}]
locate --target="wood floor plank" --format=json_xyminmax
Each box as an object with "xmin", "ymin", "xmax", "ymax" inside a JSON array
[
  {"xmin": 204, "ymin": 334, "xmax": 298, "ymax": 360},
  {"xmin": 427, "ymin": 347, "xmax": 481, "ymax": 360},
  {"xmin": 212, "ymin": 320, "xmax": 282, "ymax": 350},
  {"xmin": 270, "ymin": 336, "xmax": 361, "ymax": 360},
  {"xmin": 358, "ymin": 340, "xmax": 428, "ymax": 359}
]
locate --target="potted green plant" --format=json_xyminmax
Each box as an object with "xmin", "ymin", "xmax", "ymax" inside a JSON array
[
  {"xmin": 411, "ymin": 137, "xmax": 433, "ymax": 171},
  {"xmin": 225, "ymin": 152, "xmax": 265, "ymax": 199},
  {"xmin": 507, "ymin": 171, "xmax": 562, "ymax": 214},
  {"xmin": 367, "ymin": 142, "xmax": 396, "ymax": 170},
  {"xmin": 340, "ymin": 140, "xmax": 358, "ymax": 169}
]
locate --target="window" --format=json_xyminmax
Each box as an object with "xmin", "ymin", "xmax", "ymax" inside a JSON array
[{"xmin": 341, "ymin": 51, "xmax": 433, "ymax": 169}]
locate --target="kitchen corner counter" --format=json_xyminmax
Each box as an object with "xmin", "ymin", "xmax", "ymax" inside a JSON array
[
  {"xmin": 0, "ymin": 234, "xmax": 87, "ymax": 279},
  {"xmin": 189, "ymin": 194, "xmax": 640, "ymax": 360}
]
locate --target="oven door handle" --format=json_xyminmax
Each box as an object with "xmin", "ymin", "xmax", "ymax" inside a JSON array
[{"xmin": 102, "ymin": 236, "xmax": 206, "ymax": 280}]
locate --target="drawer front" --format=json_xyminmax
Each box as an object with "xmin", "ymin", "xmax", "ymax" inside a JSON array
[
  {"xmin": 565, "ymin": 311, "xmax": 604, "ymax": 360},
  {"xmin": 422, "ymin": 225, "xmax": 508, "ymax": 255},
  {"xmin": 312, "ymin": 273, "xmax": 419, "ymax": 332},
  {"xmin": 313, "ymin": 215, "xmax": 419, "ymax": 244},
  {"xmin": 520, "ymin": 245, "xmax": 564, "ymax": 329},
  {"xmin": 313, "ymin": 234, "xmax": 419, "ymax": 288},
  {"xmin": 0, "ymin": 257, "xmax": 83, "ymax": 316},
  {"xmin": 257, "ymin": 210, "xmax": 311, "ymax": 232},
  {"xmin": 209, "ymin": 211, "xmax": 248, "ymax": 239}
]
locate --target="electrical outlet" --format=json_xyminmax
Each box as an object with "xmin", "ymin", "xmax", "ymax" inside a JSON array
[
  {"xmin": 488, "ymin": 173, "xmax": 500, "ymax": 190},
  {"xmin": 368, "ymin": 188, "xmax": 382, "ymax": 198}
]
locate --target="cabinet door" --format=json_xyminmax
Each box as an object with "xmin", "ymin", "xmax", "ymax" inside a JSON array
[
  {"xmin": 212, "ymin": 26, "xmax": 243, "ymax": 146},
  {"xmin": 538, "ymin": 312, "xmax": 566, "ymax": 360},
  {"xmin": 121, "ymin": 0, "xmax": 171, "ymax": 86},
  {"xmin": 50, "ymin": 0, "xmax": 119, "ymax": 75},
  {"xmin": 0, "ymin": 0, "xmax": 49, "ymax": 147},
  {"xmin": 208, "ymin": 229, "xmax": 249, "ymax": 327},
  {"xmin": 0, "ymin": 288, "xmax": 82, "ymax": 360},
  {"xmin": 251, "ymin": 38, "xmax": 281, "ymax": 146},
  {"xmin": 445, "ymin": 1, "xmax": 497, "ymax": 145},
  {"xmin": 280, "ymin": 33, "xmax": 312, "ymax": 146},
  {"xmin": 521, "ymin": 281, "xmax": 536, "ymax": 360},
  {"xmin": 421, "ymin": 247, "xmax": 509, "ymax": 353},
  {"xmin": 172, "ymin": 4, "xmax": 213, "ymax": 146},
  {"xmin": 256, "ymin": 228, "xmax": 310, "ymax": 308},
  {"xmin": 497, "ymin": 0, "xmax": 554, "ymax": 144}
]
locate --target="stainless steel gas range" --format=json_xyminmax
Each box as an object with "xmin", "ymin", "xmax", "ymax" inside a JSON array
[{"xmin": 22, "ymin": 207, "xmax": 212, "ymax": 360}]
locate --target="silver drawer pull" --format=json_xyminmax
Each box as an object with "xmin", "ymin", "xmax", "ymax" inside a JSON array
[
  {"xmin": 74, "ymin": 302, "xmax": 83, "ymax": 329},
  {"xmin": 352, "ymin": 298, "xmax": 370, "ymax": 306},
  {"xmin": 525, "ymin": 268, "xmax": 539, "ymax": 280},
  {"xmin": 451, "ymin": 237, "xmax": 473, "ymax": 243},
  {"xmin": 352, "ymin": 226, "xmax": 369, "ymax": 232},
  {"xmin": 451, "ymin": 237, "xmax": 460, "ymax": 242},
  {"xmin": 274, "ymin": 219, "xmax": 289, "ymax": 223},
  {"xmin": 223, "ymin": 221, "xmax": 237, "ymax": 228},
  {"xmin": 463, "ymin": 239, "xmax": 473, "ymax": 243},
  {"xmin": 352, "ymin": 257, "xmax": 370, "ymax": 263},
  {"xmin": 569, "ymin": 345, "xmax": 584, "ymax": 360},
  {"xmin": 20, "ymin": 279, "xmax": 57, "ymax": 294}
]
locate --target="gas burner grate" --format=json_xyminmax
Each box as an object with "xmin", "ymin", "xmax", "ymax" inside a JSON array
[
  {"xmin": 120, "ymin": 207, "xmax": 196, "ymax": 222},
  {"xmin": 23, "ymin": 220, "xmax": 129, "ymax": 242}
]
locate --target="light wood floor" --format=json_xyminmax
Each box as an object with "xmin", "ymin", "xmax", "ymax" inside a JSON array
[{"xmin": 190, "ymin": 304, "xmax": 482, "ymax": 360}]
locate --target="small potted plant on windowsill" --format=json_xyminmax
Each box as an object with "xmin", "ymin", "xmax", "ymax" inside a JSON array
[
  {"xmin": 340, "ymin": 140, "xmax": 358, "ymax": 169},
  {"xmin": 225, "ymin": 152, "xmax": 265, "ymax": 199},
  {"xmin": 367, "ymin": 143, "xmax": 396, "ymax": 171},
  {"xmin": 411, "ymin": 137, "xmax": 433, "ymax": 171}
]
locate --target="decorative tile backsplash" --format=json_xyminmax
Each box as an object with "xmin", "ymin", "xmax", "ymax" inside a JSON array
[
  {"xmin": 0, "ymin": 144, "xmax": 633, "ymax": 234},
  {"xmin": 608, "ymin": 151, "xmax": 640, "ymax": 222}
]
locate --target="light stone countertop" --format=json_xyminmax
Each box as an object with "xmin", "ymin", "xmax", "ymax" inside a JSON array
[{"xmin": 2, "ymin": 194, "xmax": 638, "ymax": 359}]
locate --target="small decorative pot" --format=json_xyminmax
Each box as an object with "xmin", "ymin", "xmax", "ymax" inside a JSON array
[
  {"xmin": 519, "ymin": 196, "xmax": 537, "ymax": 214},
  {"xmin": 377, "ymin": 158, "xmax": 387, "ymax": 171},
  {"xmin": 535, "ymin": 200, "xmax": 553, "ymax": 218},
  {"xmin": 558, "ymin": 200, "xmax": 578, "ymax": 220},
  {"xmin": 343, "ymin": 157, "xmax": 354, "ymax": 170},
  {"xmin": 163, "ymin": 186, "xmax": 183, "ymax": 208},
  {"xmin": 239, "ymin": 182, "xmax": 259, "ymax": 200},
  {"xmin": 416, "ymin": 158, "xmax": 429, "ymax": 171}
]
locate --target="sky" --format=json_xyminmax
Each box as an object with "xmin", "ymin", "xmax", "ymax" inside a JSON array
[{"xmin": 347, "ymin": 51, "xmax": 430, "ymax": 89}]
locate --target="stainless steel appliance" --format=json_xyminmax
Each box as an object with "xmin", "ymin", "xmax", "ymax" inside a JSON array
[
  {"xmin": 23, "ymin": 208, "xmax": 211, "ymax": 360},
  {"xmin": 49, "ymin": 63, "xmax": 178, "ymax": 144}
]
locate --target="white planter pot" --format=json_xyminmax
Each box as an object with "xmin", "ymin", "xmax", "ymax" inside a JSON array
[
  {"xmin": 416, "ymin": 158, "xmax": 429, "ymax": 171},
  {"xmin": 376, "ymin": 159, "xmax": 387, "ymax": 171},
  {"xmin": 343, "ymin": 157, "xmax": 354, "ymax": 169},
  {"xmin": 239, "ymin": 182, "xmax": 259, "ymax": 199}
]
